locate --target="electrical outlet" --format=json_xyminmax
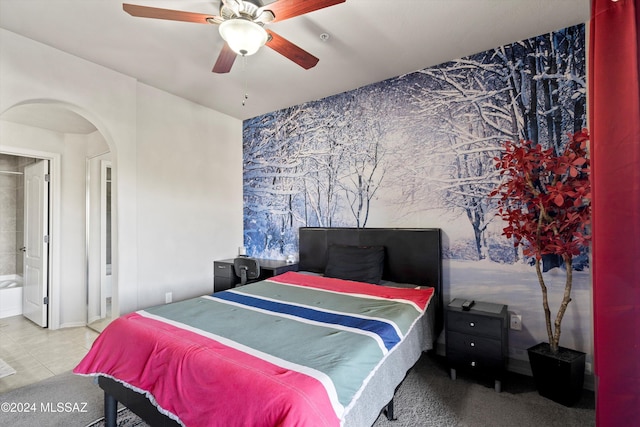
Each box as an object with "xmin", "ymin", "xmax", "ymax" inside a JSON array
[
  {"xmin": 165, "ymin": 292, "xmax": 172, "ymax": 304},
  {"xmin": 510, "ymin": 314, "xmax": 522, "ymax": 330}
]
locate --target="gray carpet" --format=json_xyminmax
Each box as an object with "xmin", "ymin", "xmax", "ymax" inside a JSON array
[
  {"xmin": 371, "ymin": 354, "xmax": 595, "ymax": 427},
  {"xmin": 0, "ymin": 371, "xmax": 102, "ymax": 427},
  {"xmin": 1, "ymin": 353, "xmax": 595, "ymax": 427}
]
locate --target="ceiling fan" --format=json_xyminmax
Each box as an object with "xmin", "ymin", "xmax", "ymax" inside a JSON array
[{"xmin": 123, "ymin": 0, "xmax": 346, "ymax": 73}]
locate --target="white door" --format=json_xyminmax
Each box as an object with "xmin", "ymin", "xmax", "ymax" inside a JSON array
[{"xmin": 23, "ymin": 160, "xmax": 49, "ymax": 327}]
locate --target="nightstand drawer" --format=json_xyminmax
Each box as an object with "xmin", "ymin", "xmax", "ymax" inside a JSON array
[
  {"xmin": 214, "ymin": 262, "xmax": 234, "ymax": 279},
  {"xmin": 447, "ymin": 331, "xmax": 502, "ymax": 360},
  {"xmin": 447, "ymin": 349, "xmax": 504, "ymax": 372},
  {"xmin": 446, "ymin": 311, "xmax": 502, "ymax": 338}
]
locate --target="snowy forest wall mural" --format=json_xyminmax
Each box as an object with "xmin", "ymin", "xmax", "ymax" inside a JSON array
[{"xmin": 242, "ymin": 24, "xmax": 590, "ymax": 367}]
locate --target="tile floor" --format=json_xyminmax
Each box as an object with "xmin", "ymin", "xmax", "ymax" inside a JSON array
[{"xmin": 0, "ymin": 315, "xmax": 99, "ymax": 393}]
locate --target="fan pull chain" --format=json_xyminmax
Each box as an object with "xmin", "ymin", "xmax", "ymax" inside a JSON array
[{"xmin": 242, "ymin": 55, "xmax": 249, "ymax": 106}]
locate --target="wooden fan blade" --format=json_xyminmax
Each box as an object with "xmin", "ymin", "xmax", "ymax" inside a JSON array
[
  {"xmin": 264, "ymin": 0, "xmax": 346, "ymax": 23},
  {"xmin": 266, "ymin": 30, "xmax": 319, "ymax": 70},
  {"xmin": 212, "ymin": 43, "xmax": 237, "ymax": 73},
  {"xmin": 123, "ymin": 4, "xmax": 218, "ymax": 24}
]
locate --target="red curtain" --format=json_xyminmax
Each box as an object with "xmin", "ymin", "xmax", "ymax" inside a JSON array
[{"xmin": 589, "ymin": 0, "xmax": 640, "ymax": 424}]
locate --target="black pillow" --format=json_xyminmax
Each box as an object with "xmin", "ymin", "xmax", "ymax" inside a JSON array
[{"xmin": 324, "ymin": 245, "xmax": 385, "ymax": 284}]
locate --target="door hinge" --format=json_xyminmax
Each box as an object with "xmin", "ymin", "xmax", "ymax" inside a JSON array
[
  {"xmin": 43, "ymin": 296, "xmax": 49, "ymax": 305},
  {"xmin": 45, "ymin": 173, "xmax": 50, "ymax": 182},
  {"xmin": 43, "ymin": 235, "xmax": 49, "ymax": 244}
]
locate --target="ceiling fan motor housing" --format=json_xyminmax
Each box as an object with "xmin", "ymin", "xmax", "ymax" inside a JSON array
[{"xmin": 220, "ymin": 0, "xmax": 275, "ymax": 23}]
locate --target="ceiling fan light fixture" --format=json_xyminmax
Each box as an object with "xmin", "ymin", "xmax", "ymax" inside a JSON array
[{"xmin": 218, "ymin": 19, "xmax": 268, "ymax": 56}]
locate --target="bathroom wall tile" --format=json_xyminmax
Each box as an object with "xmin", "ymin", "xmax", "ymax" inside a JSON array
[
  {"xmin": 15, "ymin": 243, "xmax": 24, "ymax": 273},
  {"xmin": 0, "ymin": 231, "xmax": 17, "ymax": 251},
  {"xmin": 0, "ymin": 187, "xmax": 17, "ymax": 207},
  {"xmin": 0, "ymin": 212, "xmax": 16, "ymax": 232},
  {"xmin": 0, "ymin": 253, "xmax": 17, "ymax": 275},
  {"xmin": 0, "ymin": 154, "xmax": 18, "ymax": 172},
  {"xmin": 15, "ymin": 212, "xmax": 24, "ymax": 229},
  {"xmin": 0, "ymin": 174, "xmax": 17, "ymax": 189},
  {"xmin": 16, "ymin": 230, "xmax": 25, "ymax": 272},
  {"xmin": 17, "ymin": 157, "xmax": 36, "ymax": 168}
]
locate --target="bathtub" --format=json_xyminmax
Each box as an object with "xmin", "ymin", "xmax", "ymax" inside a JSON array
[{"xmin": 0, "ymin": 275, "xmax": 23, "ymax": 319}]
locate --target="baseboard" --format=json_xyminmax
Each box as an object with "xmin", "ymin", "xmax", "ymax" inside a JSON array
[
  {"xmin": 506, "ymin": 356, "xmax": 532, "ymax": 376},
  {"xmin": 59, "ymin": 321, "xmax": 88, "ymax": 329},
  {"xmin": 0, "ymin": 307, "xmax": 22, "ymax": 319}
]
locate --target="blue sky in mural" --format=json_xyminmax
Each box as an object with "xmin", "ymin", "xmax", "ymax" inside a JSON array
[{"xmin": 243, "ymin": 23, "xmax": 587, "ymax": 264}]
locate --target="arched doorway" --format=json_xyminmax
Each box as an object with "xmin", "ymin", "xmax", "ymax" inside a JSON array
[{"xmin": 0, "ymin": 101, "xmax": 117, "ymax": 330}]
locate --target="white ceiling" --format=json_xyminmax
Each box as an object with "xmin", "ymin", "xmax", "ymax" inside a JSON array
[{"xmin": 0, "ymin": 0, "xmax": 591, "ymax": 125}]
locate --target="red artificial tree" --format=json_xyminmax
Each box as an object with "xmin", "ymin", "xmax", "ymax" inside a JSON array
[{"xmin": 490, "ymin": 129, "xmax": 591, "ymax": 353}]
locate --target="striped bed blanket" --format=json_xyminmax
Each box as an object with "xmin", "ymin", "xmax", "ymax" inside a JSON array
[{"xmin": 74, "ymin": 271, "xmax": 434, "ymax": 427}]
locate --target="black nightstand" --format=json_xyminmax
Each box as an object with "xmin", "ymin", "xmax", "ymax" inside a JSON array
[
  {"xmin": 213, "ymin": 258, "xmax": 298, "ymax": 292},
  {"xmin": 445, "ymin": 298, "xmax": 508, "ymax": 392}
]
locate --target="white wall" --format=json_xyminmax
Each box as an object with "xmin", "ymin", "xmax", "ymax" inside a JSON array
[
  {"xmin": 0, "ymin": 28, "xmax": 243, "ymax": 326},
  {"xmin": 135, "ymin": 83, "xmax": 243, "ymax": 307}
]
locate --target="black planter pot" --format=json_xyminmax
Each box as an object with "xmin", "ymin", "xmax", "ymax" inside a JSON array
[{"xmin": 527, "ymin": 342, "xmax": 586, "ymax": 406}]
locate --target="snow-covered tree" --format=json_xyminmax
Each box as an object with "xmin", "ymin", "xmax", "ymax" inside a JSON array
[{"xmin": 241, "ymin": 24, "xmax": 586, "ymax": 262}]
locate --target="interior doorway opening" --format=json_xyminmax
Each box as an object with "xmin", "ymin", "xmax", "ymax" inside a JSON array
[
  {"xmin": 1, "ymin": 101, "xmax": 116, "ymax": 330},
  {"xmin": 0, "ymin": 154, "xmax": 47, "ymax": 326},
  {"xmin": 87, "ymin": 159, "xmax": 113, "ymax": 333}
]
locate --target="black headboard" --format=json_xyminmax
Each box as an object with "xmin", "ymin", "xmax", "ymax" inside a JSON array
[{"xmin": 298, "ymin": 227, "xmax": 443, "ymax": 335}]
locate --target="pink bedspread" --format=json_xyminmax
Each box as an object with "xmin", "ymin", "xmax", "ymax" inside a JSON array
[
  {"xmin": 74, "ymin": 272, "xmax": 434, "ymax": 427},
  {"xmin": 75, "ymin": 312, "xmax": 339, "ymax": 427}
]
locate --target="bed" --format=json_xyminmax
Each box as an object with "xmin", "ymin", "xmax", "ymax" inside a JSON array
[{"xmin": 75, "ymin": 227, "xmax": 442, "ymax": 427}]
